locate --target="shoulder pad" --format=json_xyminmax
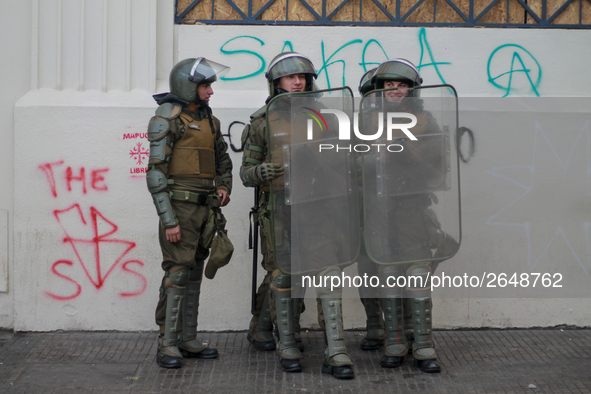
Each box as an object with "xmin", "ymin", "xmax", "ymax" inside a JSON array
[
  {"xmin": 240, "ymin": 124, "xmax": 251, "ymax": 149},
  {"xmin": 250, "ymin": 105, "xmax": 266, "ymax": 121},
  {"xmin": 155, "ymin": 103, "xmax": 183, "ymax": 120},
  {"xmin": 250, "ymin": 114, "xmax": 266, "ymax": 131},
  {"xmin": 212, "ymin": 116, "xmax": 221, "ymax": 132},
  {"xmin": 147, "ymin": 116, "xmax": 170, "ymax": 141}
]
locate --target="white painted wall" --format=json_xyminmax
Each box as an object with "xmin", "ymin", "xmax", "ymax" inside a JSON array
[
  {"xmin": 178, "ymin": 25, "xmax": 591, "ymax": 100},
  {"xmin": 4, "ymin": 1, "xmax": 591, "ymax": 332},
  {"xmin": 0, "ymin": 0, "xmax": 33, "ymax": 328},
  {"xmin": 174, "ymin": 25, "xmax": 591, "ymax": 331}
]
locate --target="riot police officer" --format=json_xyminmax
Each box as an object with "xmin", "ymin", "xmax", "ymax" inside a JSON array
[
  {"xmin": 146, "ymin": 58, "xmax": 233, "ymax": 369},
  {"xmin": 359, "ymin": 58, "xmax": 459, "ymax": 373},
  {"xmin": 355, "ymin": 67, "xmax": 388, "ymax": 352},
  {"xmin": 240, "ymin": 52, "xmax": 355, "ymax": 379}
]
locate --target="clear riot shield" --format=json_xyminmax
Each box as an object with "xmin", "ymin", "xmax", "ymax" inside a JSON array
[
  {"xmin": 266, "ymin": 88, "xmax": 360, "ymax": 276},
  {"xmin": 360, "ymin": 85, "xmax": 461, "ymax": 265}
]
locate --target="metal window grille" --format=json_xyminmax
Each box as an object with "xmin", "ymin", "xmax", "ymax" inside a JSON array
[{"xmin": 175, "ymin": 0, "xmax": 591, "ymax": 28}]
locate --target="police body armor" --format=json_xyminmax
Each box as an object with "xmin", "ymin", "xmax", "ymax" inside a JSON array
[
  {"xmin": 168, "ymin": 112, "xmax": 217, "ymax": 180},
  {"xmin": 148, "ymin": 56, "xmax": 230, "ymax": 369}
]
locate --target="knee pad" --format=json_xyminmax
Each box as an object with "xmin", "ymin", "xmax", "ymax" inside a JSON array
[
  {"xmin": 406, "ymin": 264, "xmax": 431, "ymax": 289},
  {"xmin": 188, "ymin": 265, "xmax": 202, "ymax": 284},
  {"xmin": 378, "ymin": 264, "xmax": 404, "ymax": 280},
  {"xmin": 316, "ymin": 265, "xmax": 342, "ymax": 297},
  {"xmin": 165, "ymin": 266, "xmax": 190, "ymax": 288},
  {"xmin": 378, "ymin": 265, "xmax": 404, "ymax": 298},
  {"xmin": 271, "ymin": 269, "xmax": 292, "ymax": 291},
  {"xmin": 406, "ymin": 264, "xmax": 432, "ymax": 298}
]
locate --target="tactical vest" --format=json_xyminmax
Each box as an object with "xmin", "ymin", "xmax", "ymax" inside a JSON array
[{"xmin": 168, "ymin": 111, "xmax": 216, "ymax": 180}]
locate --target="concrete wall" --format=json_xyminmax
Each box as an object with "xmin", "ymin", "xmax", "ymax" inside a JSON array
[
  {"xmin": 4, "ymin": 1, "xmax": 591, "ymax": 331},
  {"xmin": 0, "ymin": 0, "xmax": 33, "ymax": 329},
  {"xmin": 178, "ymin": 25, "xmax": 591, "ymax": 98}
]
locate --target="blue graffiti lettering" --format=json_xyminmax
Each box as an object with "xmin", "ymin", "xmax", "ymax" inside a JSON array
[
  {"xmin": 220, "ymin": 36, "xmax": 266, "ymax": 81},
  {"xmin": 282, "ymin": 41, "xmax": 294, "ymax": 52},
  {"xmin": 417, "ymin": 28, "xmax": 451, "ymax": 85},
  {"xmin": 317, "ymin": 39, "xmax": 363, "ymax": 89},
  {"xmin": 360, "ymin": 39, "xmax": 389, "ymax": 72}
]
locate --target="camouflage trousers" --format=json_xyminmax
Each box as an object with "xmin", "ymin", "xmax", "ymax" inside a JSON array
[{"xmin": 155, "ymin": 201, "xmax": 210, "ymax": 327}]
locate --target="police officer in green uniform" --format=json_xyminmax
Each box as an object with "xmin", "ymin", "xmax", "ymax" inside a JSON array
[
  {"xmin": 146, "ymin": 57, "xmax": 233, "ymax": 369},
  {"xmin": 240, "ymin": 52, "xmax": 355, "ymax": 379},
  {"xmin": 360, "ymin": 59, "xmax": 458, "ymax": 373},
  {"xmin": 356, "ymin": 68, "xmax": 387, "ymax": 352}
]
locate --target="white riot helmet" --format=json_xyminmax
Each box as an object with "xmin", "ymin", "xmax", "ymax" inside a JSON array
[
  {"xmin": 372, "ymin": 58, "xmax": 422, "ymax": 97},
  {"xmin": 169, "ymin": 57, "xmax": 230, "ymax": 102},
  {"xmin": 265, "ymin": 52, "xmax": 318, "ymax": 98}
]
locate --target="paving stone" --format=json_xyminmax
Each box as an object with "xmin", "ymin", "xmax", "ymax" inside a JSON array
[{"xmin": 0, "ymin": 329, "xmax": 589, "ymax": 393}]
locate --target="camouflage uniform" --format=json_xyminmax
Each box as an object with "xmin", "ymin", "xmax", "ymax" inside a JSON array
[
  {"xmin": 358, "ymin": 59, "xmax": 458, "ymax": 373},
  {"xmin": 153, "ymin": 106, "xmax": 232, "ymax": 326},
  {"xmin": 355, "ymin": 68, "xmax": 387, "ymax": 352},
  {"xmin": 363, "ymin": 99, "xmax": 444, "ymax": 372},
  {"xmin": 240, "ymin": 52, "xmax": 355, "ymax": 379},
  {"xmin": 241, "ymin": 107, "xmax": 305, "ymax": 353},
  {"xmin": 147, "ymin": 58, "xmax": 232, "ymax": 369}
]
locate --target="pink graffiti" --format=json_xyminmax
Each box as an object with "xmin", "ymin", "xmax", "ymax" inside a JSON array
[{"xmin": 129, "ymin": 142, "xmax": 150, "ymax": 166}]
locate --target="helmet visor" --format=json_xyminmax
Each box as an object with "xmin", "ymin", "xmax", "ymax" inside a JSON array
[
  {"xmin": 189, "ymin": 57, "xmax": 230, "ymax": 84},
  {"xmin": 267, "ymin": 54, "xmax": 317, "ymax": 81},
  {"xmin": 374, "ymin": 59, "xmax": 421, "ymax": 86}
]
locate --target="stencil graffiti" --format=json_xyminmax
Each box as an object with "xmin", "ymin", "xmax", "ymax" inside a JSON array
[
  {"xmin": 123, "ymin": 131, "xmax": 149, "ymax": 175},
  {"xmin": 130, "ymin": 142, "xmax": 150, "ymax": 166}
]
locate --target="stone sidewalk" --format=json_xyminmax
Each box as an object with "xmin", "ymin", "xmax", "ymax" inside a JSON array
[{"xmin": 0, "ymin": 329, "xmax": 590, "ymax": 393}]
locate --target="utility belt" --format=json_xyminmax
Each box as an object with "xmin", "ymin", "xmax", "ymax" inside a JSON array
[
  {"xmin": 250, "ymin": 190, "xmax": 270, "ymax": 223},
  {"xmin": 170, "ymin": 189, "xmax": 221, "ymax": 208}
]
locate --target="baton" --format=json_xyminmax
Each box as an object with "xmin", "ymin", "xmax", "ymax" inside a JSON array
[{"xmin": 249, "ymin": 187, "xmax": 260, "ymax": 314}]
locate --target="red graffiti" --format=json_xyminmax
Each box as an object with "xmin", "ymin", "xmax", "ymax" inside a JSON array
[
  {"xmin": 40, "ymin": 160, "xmax": 147, "ymax": 300},
  {"xmin": 119, "ymin": 260, "xmax": 148, "ymax": 297},
  {"xmin": 91, "ymin": 169, "xmax": 109, "ymax": 191},
  {"xmin": 38, "ymin": 160, "xmax": 65, "ymax": 198},
  {"xmin": 44, "ymin": 260, "xmax": 82, "ymax": 300},
  {"xmin": 39, "ymin": 161, "xmax": 109, "ymax": 198},
  {"xmin": 66, "ymin": 167, "xmax": 87, "ymax": 194}
]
